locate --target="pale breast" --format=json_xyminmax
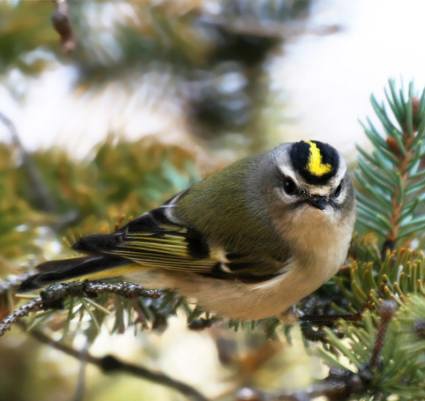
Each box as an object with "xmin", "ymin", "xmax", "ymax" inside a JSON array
[{"xmin": 274, "ymin": 205, "xmax": 354, "ymax": 277}]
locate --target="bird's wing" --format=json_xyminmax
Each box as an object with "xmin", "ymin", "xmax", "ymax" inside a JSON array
[{"xmin": 72, "ymin": 193, "xmax": 288, "ymax": 282}]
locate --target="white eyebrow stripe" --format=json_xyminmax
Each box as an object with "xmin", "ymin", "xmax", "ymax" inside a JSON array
[{"xmin": 277, "ymin": 165, "xmax": 301, "ymax": 184}]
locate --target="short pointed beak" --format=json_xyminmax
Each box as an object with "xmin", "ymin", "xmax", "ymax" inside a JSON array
[{"xmin": 309, "ymin": 196, "xmax": 328, "ymax": 210}]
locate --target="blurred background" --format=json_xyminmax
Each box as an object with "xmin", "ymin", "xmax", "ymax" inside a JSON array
[{"xmin": 1, "ymin": 0, "xmax": 425, "ymax": 400}]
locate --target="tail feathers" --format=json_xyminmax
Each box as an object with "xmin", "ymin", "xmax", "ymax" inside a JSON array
[{"xmin": 19, "ymin": 255, "xmax": 128, "ymax": 291}]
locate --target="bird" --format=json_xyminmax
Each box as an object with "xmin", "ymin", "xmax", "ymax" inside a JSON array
[{"xmin": 20, "ymin": 140, "xmax": 355, "ymax": 320}]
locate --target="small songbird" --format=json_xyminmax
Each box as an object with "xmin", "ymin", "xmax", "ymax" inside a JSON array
[{"xmin": 20, "ymin": 140, "xmax": 355, "ymax": 320}]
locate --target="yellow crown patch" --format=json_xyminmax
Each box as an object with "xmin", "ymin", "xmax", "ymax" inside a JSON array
[{"xmin": 306, "ymin": 141, "xmax": 332, "ymax": 176}]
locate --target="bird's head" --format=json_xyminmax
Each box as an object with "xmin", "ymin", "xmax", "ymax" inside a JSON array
[{"xmin": 262, "ymin": 140, "xmax": 354, "ymax": 224}]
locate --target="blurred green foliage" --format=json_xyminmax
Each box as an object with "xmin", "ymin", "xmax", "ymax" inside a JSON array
[
  {"xmin": 29, "ymin": 138, "xmax": 198, "ymax": 229},
  {"xmin": 0, "ymin": 1, "xmax": 58, "ymax": 75},
  {"xmin": 0, "ymin": 137, "xmax": 198, "ymax": 268},
  {"xmin": 0, "ymin": 144, "xmax": 42, "ymax": 262}
]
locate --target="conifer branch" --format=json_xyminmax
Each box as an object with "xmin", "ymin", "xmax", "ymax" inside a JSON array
[
  {"xmin": 237, "ymin": 300, "xmax": 399, "ymax": 401},
  {"xmin": 381, "ymin": 94, "xmax": 421, "ymax": 253},
  {"xmin": 356, "ymin": 80, "xmax": 425, "ymax": 253},
  {"xmin": 320, "ymin": 294, "xmax": 425, "ymax": 401},
  {"xmin": 0, "ymin": 281, "xmax": 160, "ymax": 337}
]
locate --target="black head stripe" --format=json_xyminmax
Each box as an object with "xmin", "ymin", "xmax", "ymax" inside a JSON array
[{"xmin": 289, "ymin": 140, "xmax": 339, "ymax": 185}]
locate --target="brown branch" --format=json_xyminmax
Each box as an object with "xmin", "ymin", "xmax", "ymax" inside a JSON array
[
  {"xmin": 25, "ymin": 325, "xmax": 208, "ymax": 401},
  {"xmin": 369, "ymin": 300, "xmax": 397, "ymax": 370},
  {"xmin": 382, "ymin": 97, "xmax": 420, "ymax": 255},
  {"xmin": 0, "ymin": 281, "xmax": 160, "ymax": 337},
  {"xmin": 51, "ymin": 0, "xmax": 76, "ymax": 53},
  {"xmin": 71, "ymin": 343, "xmax": 88, "ymax": 401},
  {"xmin": 0, "ymin": 297, "xmax": 42, "ymax": 337},
  {"xmin": 236, "ymin": 369, "xmax": 364, "ymax": 401},
  {"xmin": 237, "ymin": 300, "xmax": 399, "ymax": 401}
]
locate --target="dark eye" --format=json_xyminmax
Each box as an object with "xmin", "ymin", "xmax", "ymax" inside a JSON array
[
  {"xmin": 333, "ymin": 181, "xmax": 343, "ymax": 198},
  {"xmin": 283, "ymin": 176, "xmax": 297, "ymax": 195}
]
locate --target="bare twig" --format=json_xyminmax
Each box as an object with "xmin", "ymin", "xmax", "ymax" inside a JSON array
[
  {"xmin": 0, "ymin": 297, "xmax": 42, "ymax": 337},
  {"xmin": 369, "ymin": 300, "xmax": 397, "ymax": 370},
  {"xmin": 0, "ymin": 281, "xmax": 160, "ymax": 337},
  {"xmin": 72, "ymin": 341, "xmax": 88, "ymax": 401},
  {"xmin": 236, "ymin": 368, "xmax": 364, "ymax": 401},
  {"xmin": 52, "ymin": 0, "xmax": 76, "ymax": 52},
  {"xmin": 26, "ymin": 326, "xmax": 208, "ymax": 401}
]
